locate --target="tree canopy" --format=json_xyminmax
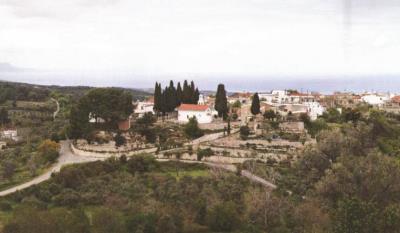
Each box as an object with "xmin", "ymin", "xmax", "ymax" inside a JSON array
[
  {"xmin": 69, "ymin": 88, "xmax": 133, "ymax": 138},
  {"xmin": 153, "ymin": 80, "xmax": 200, "ymax": 114}
]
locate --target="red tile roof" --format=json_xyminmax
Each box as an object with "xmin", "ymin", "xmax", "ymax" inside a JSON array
[
  {"xmin": 178, "ymin": 104, "xmax": 209, "ymax": 111},
  {"xmin": 392, "ymin": 96, "xmax": 400, "ymax": 103}
]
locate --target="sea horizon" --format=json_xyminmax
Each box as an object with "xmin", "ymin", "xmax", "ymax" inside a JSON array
[{"xmin": 1, "ymin": 72, "xmax": 399, "ymax": 94}]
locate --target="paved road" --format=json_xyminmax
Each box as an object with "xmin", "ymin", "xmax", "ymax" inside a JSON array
[{"xmin": 0, "ymin": 141, "xmax": 97, "ymax": 197}]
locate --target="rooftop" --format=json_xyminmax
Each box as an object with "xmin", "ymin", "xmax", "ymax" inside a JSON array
[{"xmin": 178, "ymin": 104, "xmax": 210, "ymax": 111}]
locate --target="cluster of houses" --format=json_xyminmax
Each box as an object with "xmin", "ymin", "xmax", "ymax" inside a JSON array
[{"xmin": 130, "ymin": 90, "xmax": 400, "ymax": 126}]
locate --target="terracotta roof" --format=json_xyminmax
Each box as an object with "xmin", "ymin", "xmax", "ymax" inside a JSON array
[
  {"xmin": 392, "ymin": 96, "xmax": 400, "ymax": 103},
  {"xmin": 178, "ymin": 104, "xmax": 209, "ymax": 111}
]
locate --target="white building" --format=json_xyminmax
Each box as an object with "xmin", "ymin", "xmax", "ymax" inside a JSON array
[
  {"xmin": 259, "ymin": 90, "xmax": 286, "ymax": 104},
  {"xmin": 304, "ymin": 102, "xmax": 325, "ymax": 120},
  {"xmin": 198, "ymin": 94, "xmax": 206, "ymax": 105},
  {"xmin": 361, "ymin": 94, "xmax": 388, "ymax": 106},
  {"xmin": 1, "ymin": 129, "xmax": 18, "ymax": 141},
  {"xmin": 259, "ymin": 90, "xmax": 315, "ymax": 105},
  {"xmin": 134, "ymin": 101, "xmax": 155, "ymax": 117},
  {"xmin": 177, "ymin": 104, "xmax": 214, "ymax": 124}
]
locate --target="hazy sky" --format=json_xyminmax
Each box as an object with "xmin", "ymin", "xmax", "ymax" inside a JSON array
[{"xmin": 1, "ymin": 0, "xmax": 400, "ymax": 78}]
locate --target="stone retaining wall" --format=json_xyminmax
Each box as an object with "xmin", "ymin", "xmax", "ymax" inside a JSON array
[{"xmin": 71, "ymin": 143, "xmax": 157, "ymax": 158}]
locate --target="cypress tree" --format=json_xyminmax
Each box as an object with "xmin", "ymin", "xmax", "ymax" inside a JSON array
[
  {"xmin": 176, "ymin": 82, "xmax": 183, "ymax": 106},
  {"xmin": 168, "ymin": 80, "xmax": 177, "ymax": 111},
  {"xmin": 161, "ymin": 87, "xmax": 168, "ymax": 114},
  {"xmin": 251, "ymin": 93, "xmax": 261, "ymax": 115},
  {"xmin": 190, "ymin": 81, "xmax": 196, "ymax": 104},
  {"xmin": 183, "ymin": 80, "xmax": 191, "ymax": 104},
  {"xmin": 194, "ymin": 88, "xmax": 200, "ymax": 104},
  {"xmin": 153, "ymin": 82, "xmax": 162, "ymax": 113},
  {"xmin": 215, "ymin": 84, "xmax": 228, "ymax": 120}
]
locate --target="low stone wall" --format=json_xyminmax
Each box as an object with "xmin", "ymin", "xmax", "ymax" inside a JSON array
[
  {"xmin": 154, "ymin": 152, "xmax": 256, "ymax": 164},
  {"xmin": 71, "ymin": 143, "xmax": 157, "ymax": 158}
]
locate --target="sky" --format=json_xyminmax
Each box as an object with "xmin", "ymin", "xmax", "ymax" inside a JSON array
[{"xmin": 0, "ymin": 0, "xmax": 400, "ymax": 90}]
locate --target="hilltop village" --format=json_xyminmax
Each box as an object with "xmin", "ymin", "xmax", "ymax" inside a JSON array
[{"xmin": 1, "ymin": 80, "xmax": 400, "ymax": 232}]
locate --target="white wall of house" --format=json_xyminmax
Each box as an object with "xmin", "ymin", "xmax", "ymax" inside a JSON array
[
  {"xmin": 362, "ymin": 95, "xmax": 387, "ymax": 106},
  {"xmin": 134, "ymin": 102, "xmax": 155, "ymax": 117},
  {"xmin": 1, "ymin": 130, "xmax": 18, "ymax": 141},
  {"xmin": 178, "ymin": 109, "xmax": 213, "ymax": 124},
  {"xmin": 304, "ymin": 102, "xmax": 325, "ymax": 120}
]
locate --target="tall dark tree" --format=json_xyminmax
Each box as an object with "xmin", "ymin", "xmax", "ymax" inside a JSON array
[
  {"xmin": 160, "ymin": 87, "xmax": 169, "ymax": 114},
  {"xmin": 190, "ymin": 81, "xmax": 196, "ymax": 104},
  {"xmin": 215, "ymin": 84, "xmax": 228, "ymax": 120},
  {"xmin": 182, "ymin": 80, "xmax": 191, "ymax": 104},
  {"xmin": 153, "ymin": 82, "xmax": 162, "ymax": 114},
  {"xmin": 167, "ymin": 80, "xmax": 177, "ymax": 111},
  {"xmin": 0, "ymin": 107, "xmax": 10, "ymax": 125},
  {"xmin": 251, "ymin": 93, "xmax": 261, "ymax": 115},
  {"xmin": 194, "ymin": 88, "xmax": 200, "ymax": 104},
  {"xmin": 176, "ymin": 82, "xmax": 183, "ymax": 106}
]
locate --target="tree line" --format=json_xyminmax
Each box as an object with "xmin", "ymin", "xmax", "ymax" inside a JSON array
[{"xmin": 153, "ymin": 80, "xmax": 200, "ymax": 115}]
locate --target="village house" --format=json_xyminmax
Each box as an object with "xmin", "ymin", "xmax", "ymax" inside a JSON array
[
  {"xmin": 118, "ymin": 117, "xmax": 132, "ymax": 131},
  {"xmin": 177, "ymin": 104, "xmax": 215, "ymax": 124},
  {"xmin": 320, "ymin": 92, "xmax": 362, "ymax": 108},
  {"xmin": 1, "ymin": 128, "xmax": 19, "ymax": 141},
  {"xmin": 304, "ymin": 102, "xmax": 325, "ymax": 120},
  {"xmin": 228, "ymin": 92, "xmax": 252, "ymax": 104},
  {"xmin": 259, "ymin": 90, "xmax": 286, "ymax": 104},
  {"xmin": 134, "ymin": 101, "xmax": 155, "ymax": 118},
  {"xmin": 361, "ymin": 93, "xmax": 389, "ymax": 106},
  {"xmin": 259, "ymin": 90, "xmax": 315, "ymax": 105},
  {"xmin": 390, "ymin": 95, "xmax": 400, "ymax": 107}
]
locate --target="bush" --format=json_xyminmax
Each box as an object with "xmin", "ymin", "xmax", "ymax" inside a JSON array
[
  {"xmin": 136, "ymin": 112, "xmax": 156, "ymax": 125},
  {"xmin": 240, "ymin": 126, "xmax": 250, "ymax": 140},
  {"xmin": 114, "ymin": 133, "xmax": 126, "ymax": 147},
  {"xmin": 206, "ymin": 202, "xmax": 241, "ymax": 232},
  {"xmin": 127, "ymin": 155, "xmax": 158, "ymax": 174},
  {"xmin": 197, "ymin": 148, "xmax": 214, "ymax": 161},
  {"xmin": 184, "ymin": 117, "xmax": 204, "ymax": 139},
  {"xmin": 37, "ymin": 139, "xmax": 60, "ymax": 163}
]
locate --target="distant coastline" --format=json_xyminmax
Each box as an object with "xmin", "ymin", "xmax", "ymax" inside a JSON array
[{"xmin": 1, "ymin": 72, "xmax": 399, "ymax": 94}]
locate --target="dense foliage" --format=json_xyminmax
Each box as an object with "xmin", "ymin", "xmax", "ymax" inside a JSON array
[
  {"xmin": 0, "ymin": 83, "xmax": 49, "ymax": 104},
  {"xmin": 153, "ymin": 80, "xmax": 200, "ymax": 115},
  {"xmin": 0, "ymin": 156, "xmax": 257, "ymax": 233},
  {"xmin": 184, "ymin": 117, "xmax": 204, "ymax": 139},
  {"xmin": 69, "ymin": 88, "xmax": 133, "ymax": 138}
]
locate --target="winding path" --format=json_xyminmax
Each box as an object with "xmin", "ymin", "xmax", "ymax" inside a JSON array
[
  {"xmin": 0, "ymin": 132, "xmax": 276, "ymax": 197},
  {"xmin": 50, "ymin": 98, "xmax": 60, "ymax": 120},
  {"xmin": 0, "ymin": 141, "xmax": 97, "ymax": 197}
]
